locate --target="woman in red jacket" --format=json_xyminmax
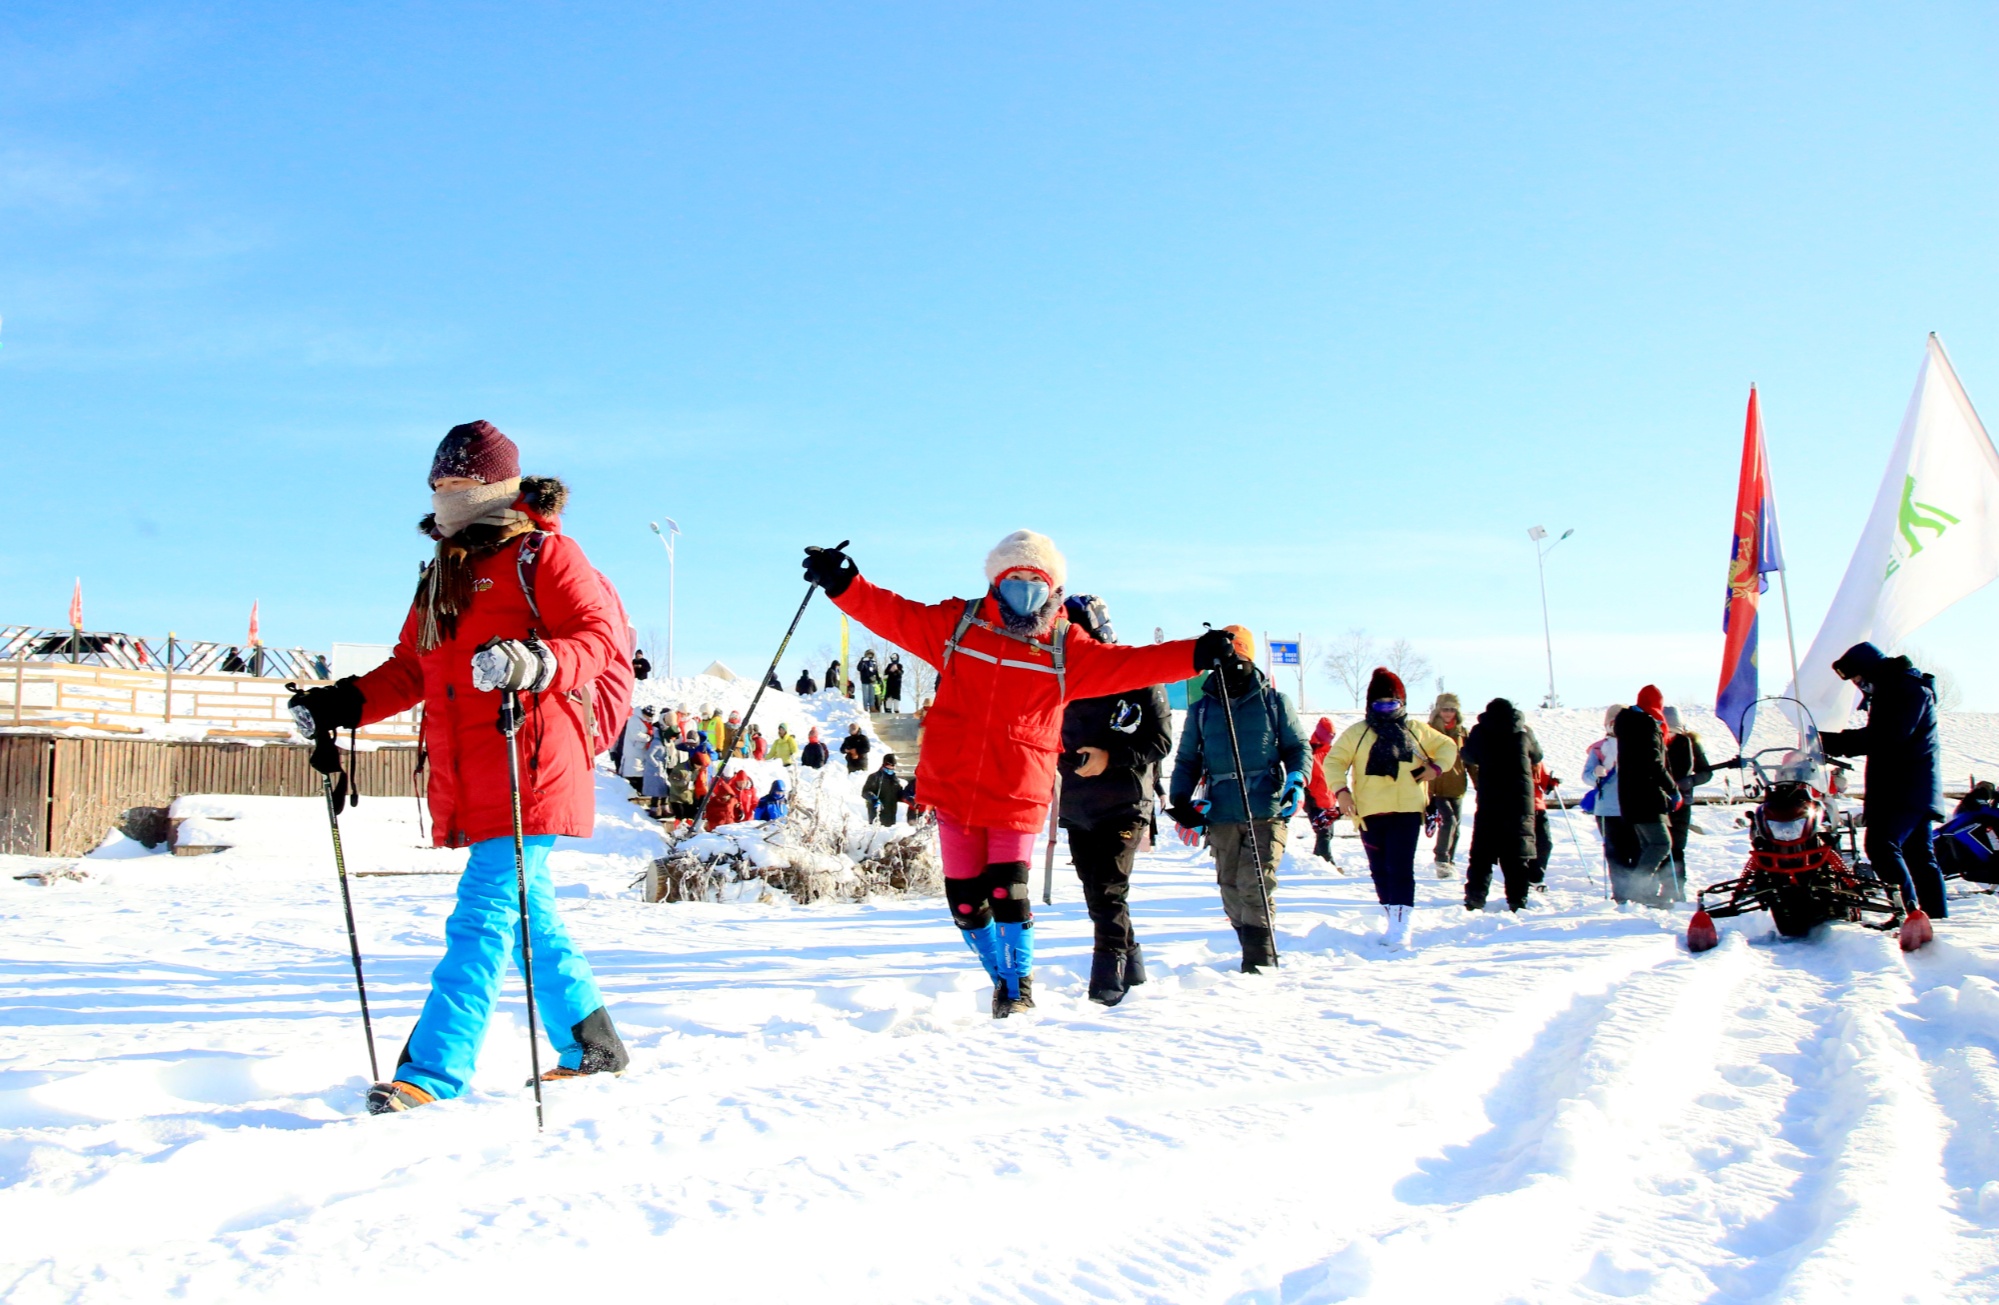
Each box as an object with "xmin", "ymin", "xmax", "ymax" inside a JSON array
[
  {"xmin": 804, "ymin": 531, "xmax": 1233, "ymax": 1016},
  {"xmin": 290, "ymin": 422, "xmax": 631, "ymax": 1113}
]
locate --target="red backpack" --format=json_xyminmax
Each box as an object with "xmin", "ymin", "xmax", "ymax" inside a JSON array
[{"xmin": 517, "ymin": 532, "xmax": 636, "ymax": 758}]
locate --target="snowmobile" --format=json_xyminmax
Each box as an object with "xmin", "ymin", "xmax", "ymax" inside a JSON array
[
  {"xmin": 1937, "ymin": 782, "xmax": 1999, "ymax": 885},
  {"xmin": 1687, "ymin": 739, "xmax": 1910, "ymax": 952}
]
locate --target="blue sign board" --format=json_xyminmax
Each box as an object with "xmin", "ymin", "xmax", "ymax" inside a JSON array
[{"xmin": 1268, "ymin": 640, "xmax": 1301, "ymax": 666}]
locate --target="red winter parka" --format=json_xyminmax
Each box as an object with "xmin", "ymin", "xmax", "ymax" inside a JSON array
[
  {"xmin": 354, "ymin": 488, "xmax": 623, "ymax": 848},
  {"xmin": 832, "ymin": 576, "xmax": 1197, "ymax": 832}
]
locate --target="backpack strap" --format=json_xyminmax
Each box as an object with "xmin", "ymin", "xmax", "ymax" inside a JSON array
[
  {"xmin": 515, "ymin": 530, "xmax": 548, "ymax": 633},
  {"xmin": 940, "ymin": 602, "xmax": 1070, "ymax": 698}
]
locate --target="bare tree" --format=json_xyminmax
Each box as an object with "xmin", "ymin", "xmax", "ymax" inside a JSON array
[
  {"xmin": 1322, "ymin": 629, "xmax": 1375, "ymax": 708},
  {"xmin": 1383, "ymin": 639, "xmax": 1434, "ymax": 695},
  {"xmin": 1903, "ymin": 644, "xmax": 1965, "ymax": 712},
  {"xmin": 907, "ymin": 656, "xmax": 939, "ymax": 708}
]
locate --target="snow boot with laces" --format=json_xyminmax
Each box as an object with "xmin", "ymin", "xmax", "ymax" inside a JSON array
[{"xmin": 367, "ymin": 1080, "xmax": 438, "ymax": 1115}]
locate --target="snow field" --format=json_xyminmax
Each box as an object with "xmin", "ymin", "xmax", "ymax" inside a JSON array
[{"xmin": 6, "ymin": 727, "xmax": 1999, "ymax": 1297}]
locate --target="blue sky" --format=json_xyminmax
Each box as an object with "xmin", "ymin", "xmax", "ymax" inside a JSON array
[{"xmin": 5, "ymin": 2, "xmax": 1997, "ymax": 714}]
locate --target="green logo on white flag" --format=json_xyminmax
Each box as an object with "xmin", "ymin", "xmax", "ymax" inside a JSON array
[{"xmin": 1887, "ymin": 475, "xmax": 1961, "ymax": 576}]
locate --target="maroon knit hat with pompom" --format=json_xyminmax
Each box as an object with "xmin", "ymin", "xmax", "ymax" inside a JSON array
[
  {"xmin": 1366, "ymin": 667, "xmax": 1407, "ymax": 702},
  {"xmin": 429, "ymin": 421, "xmax": 520, "ymax": 485}
]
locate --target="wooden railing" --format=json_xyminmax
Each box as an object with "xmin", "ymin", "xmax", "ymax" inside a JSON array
[{"xmin": 0, "ymin": 660, "xmax": 419, "ymax": 742}]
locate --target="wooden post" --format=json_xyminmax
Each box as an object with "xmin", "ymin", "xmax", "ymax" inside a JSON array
[
  {"xmin": 164, "ymin": 634, "xmax": 175, "ymax": 723},
  {"xmin": 11, "ymin": 659, "xmax": 20, "ymax": 726}
]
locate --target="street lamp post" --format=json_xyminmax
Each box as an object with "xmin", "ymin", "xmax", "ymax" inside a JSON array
[
  {"xmin": 1527, "ymin": 525, "xmax": 1573, "ymax": 708},
  {"xmin": 650, "ymin": 519, "xmax": 680, "ymax": 677}
]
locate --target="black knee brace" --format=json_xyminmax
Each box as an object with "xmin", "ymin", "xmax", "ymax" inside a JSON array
[
  {"xmin": 945, "ymin": 876, "xmax": 993, "ymax": 930},
  {"xmin": 986, "ymin": 860, "xmax": 1033, "ymax": 925}
]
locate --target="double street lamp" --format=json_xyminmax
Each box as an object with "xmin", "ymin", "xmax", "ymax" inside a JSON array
[{"xmin": 1528, "ymin": 525, "xmax": 1573, "ymax": 709}]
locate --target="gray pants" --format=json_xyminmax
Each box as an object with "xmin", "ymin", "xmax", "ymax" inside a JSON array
[
  {"xmin": 1612, "ymin": 817, "xmax": 1675, "ymax": 907},
  {"xmin": 1209, "ymin": 819, "xmax": 1285, "ymax": 929}
]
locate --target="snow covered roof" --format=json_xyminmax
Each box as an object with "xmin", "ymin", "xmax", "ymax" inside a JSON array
[{"xmin": 701, "ymin": 660, "xmax": 740, "ymax": 682}]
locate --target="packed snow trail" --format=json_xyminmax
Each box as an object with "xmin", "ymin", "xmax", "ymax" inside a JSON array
[{"xmin": 6, "ymin": 776, "xmax": 1999, "ymax": 1301}]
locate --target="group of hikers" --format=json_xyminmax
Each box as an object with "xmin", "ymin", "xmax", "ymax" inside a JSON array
[
  {"xmin": 790, "ymin": 648, "xmax": 909, "ymax": 712},
  {"xmin": 286, "ymin": 421, "xmax": 1954, "ymax": 1115}
]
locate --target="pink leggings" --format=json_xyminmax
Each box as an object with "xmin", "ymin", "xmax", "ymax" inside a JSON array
[{"xmin": 938, "ymin": 817, "xmax": 1038, "ymax": 881}]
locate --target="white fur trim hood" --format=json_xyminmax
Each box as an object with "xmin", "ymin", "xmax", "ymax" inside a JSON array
[{"xmin": 984, "ymin": 529, "xmax": 1067, "ymax": 589}]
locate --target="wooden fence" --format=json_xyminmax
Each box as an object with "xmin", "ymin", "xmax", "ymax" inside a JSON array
[
  {"xmin": 0, "ymin": 660, "xmax": 419, "ymax": 742},
  {"xmin": 0, "ymin": 734, "xmax": 423, "ymax": 857}
]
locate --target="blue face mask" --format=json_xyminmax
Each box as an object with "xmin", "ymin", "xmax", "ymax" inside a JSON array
[
  {"xmin": 1369, "ymin": 698, "xmax": 1404, "ymax": 714},
  {"xmin": 997, "ymin": 577, "xmax": 1051, "ymax": 618}
]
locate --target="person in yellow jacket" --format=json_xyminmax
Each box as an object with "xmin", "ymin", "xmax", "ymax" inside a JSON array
[
  {"xmin": 767, "ymin": 722, "xmax": 800, "ymax": 765},
  {"xmin": 1323, "ymin": 668, "xmax": 1459, "ymax": 949}
]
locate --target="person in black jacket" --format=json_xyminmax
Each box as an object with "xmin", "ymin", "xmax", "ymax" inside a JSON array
[
  {"xmin": 1821, "ymin": 641, "xmax": 1946, "ymax": 919},
  {"xmin": 795, "ymin": 668, "xmax": 818, "ymax": 695},
  {"xmin": 857, "ymin": 649, "xmax": 881, "ymax": 711},
  {"xmin": 1459, "ymin": 698, "xmax": 1542, "ymax": 912},
  {"xmin": 632, "ymin": 650, "xmax": 652, "ymax": 681},
  {"xmin": 1057, "ymin": 596, "xmax": 1174, "ymax": 1006},
  {"xmin": 1613, "ymin": 692, "xmax": 1679, "ymax": 906},
  {"xmin": 800, "ymin": 728, "xmax": 829, "ymax": 769},
  {"xmin": 1662, "ymin": 706, "xmax": 1712, "ymax": 900},
  {"xmin": 883, "ymin": 654, "xmax": 905, "ymax": 714},
  {"xmin": 825, "ymin": 659, "xmax": 843, "ymax": 697},
  {"xmin": 840, "ymin": 723, "xmax": 871, "ymax": 773},
  {"xmin": 862, "ymin": 754, "xmax": 905, "ymax": 826}
]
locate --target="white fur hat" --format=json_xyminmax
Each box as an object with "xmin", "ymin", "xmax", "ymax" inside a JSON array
[{"xmin": 984, "ymin": 529, "xmax": 1067, "ymax": 589}]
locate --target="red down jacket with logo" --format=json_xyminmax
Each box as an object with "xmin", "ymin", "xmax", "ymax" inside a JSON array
[
  {"xmin": 354, "ymin": 530, "xmax": 624, "ymax": 848},
  {"xmin": 832, "ymin": 576, "xmax": 1197, "ymax": 833}
]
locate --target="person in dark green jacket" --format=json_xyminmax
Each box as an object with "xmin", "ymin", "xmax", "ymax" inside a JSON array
[{"xmin": 1166, "ymin": 627, "xmax": 1306, "ymax": 973}]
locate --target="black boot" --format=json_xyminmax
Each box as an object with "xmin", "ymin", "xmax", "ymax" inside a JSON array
[
  {"xmin": 526, "ymin": 1006, "xmax": 630, "ymax": 1085},
  {"xmin": 1089, "ymin": 947, "xmax": 1128, "ymax": 1006},
  {"xmin": 992, "ymin": 973, "xmax": 1036, "ymax": 1018},
  {"xmin": 1123, "ymin": 942, "xmax": 1147, "ymax": 988},
  {"xmin": 1239, "ymin": 925, "xmax": 1276, "ymax": 973}
]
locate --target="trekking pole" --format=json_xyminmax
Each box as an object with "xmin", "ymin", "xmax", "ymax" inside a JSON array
[
  {"xmin": 321, "ymin": 771, "xmax": 380, "ymax": 1083},
  {"xmin": 1042, "ymin": 775, "xmax": 1061, "ymax": 904},
  {"xmin": 1210, "ymin": 654, "xmax": 1279, "ymax": 966},
  {"xmin": 290, "ymin": 685, "xmax": 380, "ymax": 1084},
  {"xmin": 689, "ymin": 540, "xmax": 849, "ymax": 834},
  {"xmin": 1548, "ymin": 788, "xmax": 1592, "ymax": 888},
  {"xmin": 499, "ymin": 687, "xmax": 546, "ymax": 1130}
]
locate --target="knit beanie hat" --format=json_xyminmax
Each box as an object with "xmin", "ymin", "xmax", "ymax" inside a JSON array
[
  {"xmin": 1220, "ymin": 625, "xmax": 1255, "ymax": 662},
  {"xmin": 984, "ymin": 530, "xmax": 1068, "ymax": 589},
  {"xmin": 1367, "ymin": 667, "xmax": 1407, "ymax": 702},
  {"xmin": 429, "ymin": 420, "xmax": 521, "ymax": 486}
]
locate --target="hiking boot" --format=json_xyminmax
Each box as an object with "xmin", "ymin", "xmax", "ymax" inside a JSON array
[
  {"xmin": 1123, "ymin": 942, "xmax": 1147, "ymax": 988},
  {"xmin": 367, "ymin": 1080, "xmax": 437, "ymax": 1115},
  {"xmin": 1239, "ymin": 924, "xmax": 1277, "ymax": 973},
  {"xmin": 992, "ymin": 973, "xmax": 1036, "ymax": 1019}
]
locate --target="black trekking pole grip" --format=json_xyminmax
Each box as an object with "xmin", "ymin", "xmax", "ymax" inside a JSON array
[
  {"xmin": 1209, "ymin": 645, "xmax": 1279, "ymax": 965},
  {"xmin": 688, "ymin": 540, "xmax": 849, "ymax": 836},
  {"xmin": 500, "ymin": 689, "xmax": 546, "ymax": 1130}
]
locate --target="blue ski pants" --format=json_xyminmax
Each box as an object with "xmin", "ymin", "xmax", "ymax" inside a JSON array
[{"xmin": 397, "ymin": 835, "xmax": 607, "ymax": 1101}]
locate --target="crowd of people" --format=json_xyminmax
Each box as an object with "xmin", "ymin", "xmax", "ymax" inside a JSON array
[{"xmin": 288, "ymin": 421, "xmax": 1955, "ymax": 1115}]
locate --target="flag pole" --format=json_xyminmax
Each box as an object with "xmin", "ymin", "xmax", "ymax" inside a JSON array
[{"xmin": 1761, "ymin": 384, "xmax": 1805, "ymax": 748}]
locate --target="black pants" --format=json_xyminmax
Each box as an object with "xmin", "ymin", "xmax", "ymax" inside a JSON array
[
  {"xmin": 1868, "ymin": 809, "xmax": 1946, "ymax": 918},
  {"xmin": 1533, "ymin": 811, "xmax": 1551, "ymax": 883},
  {"xmin": 1066, "ymin": 819, "xmax": 1142, "ymax": 951},
  {"xmin": 1360, "ymin": 810, "xmax": 1423, "ymax": 907},
  {"xmin": 1429, "ymin": 796, "xmax": 1463, "ymax": 862},
  {"xmin": 1465, "ymin": 844, "xmax": 1531, "ymax": 909},
  {"xmin": 1669, "ymin": 802, "xmax": 1694, "ymax": 891}
]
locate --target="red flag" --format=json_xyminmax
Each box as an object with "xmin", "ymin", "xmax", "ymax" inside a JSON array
[
  {"xmin": 68, "ymin": 578, "xmax": 82, "ymax": 630},
  {"xmin": 1716, "ymin": 387, "xmax": 1786, "ymax": 743},
  {"xmin": 248, "ymin": 601, "xmax": 262, "ymax": 647}
]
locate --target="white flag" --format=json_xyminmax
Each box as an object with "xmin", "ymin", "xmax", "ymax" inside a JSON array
[{"xmin": 1792, "ymin": 334, "xmax": 1999, "ymax": 730}]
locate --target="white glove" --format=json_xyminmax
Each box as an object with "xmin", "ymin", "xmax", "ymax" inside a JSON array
[{"xmin": 472, "ymin": 640, "xmax": 557, "ymax": 694}]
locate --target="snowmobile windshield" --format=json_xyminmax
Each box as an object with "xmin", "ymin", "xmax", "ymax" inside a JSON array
[
  {"xmin": 1765, "ymin": 816, "xmax": 1810, "ymax": 842},
  {"xmin": 997, "ymin": 577, "xmax": 1051, "ymax": 618}
]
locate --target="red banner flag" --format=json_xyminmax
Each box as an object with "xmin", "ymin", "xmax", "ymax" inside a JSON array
[
  {"xmin": 68, "ymin": 578, "xmax": 82, "ymax": 630},
  {"xmin": 248, "ymin": 601, "xmax": 262, "ymax": 647}
]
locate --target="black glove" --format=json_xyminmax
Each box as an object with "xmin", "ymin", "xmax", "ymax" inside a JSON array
[
  {"xmin": 802, "ymin": 545, "xmax": 858, "ymax": 597},
  {"xmin": 288, "ymin": 678, "xmax": 363, "ymax": 776},
  {"xmin": 1165, "ymin": 801, "xmax": 1207, "ymax": 831},
  {"xmin": 1192, "ymin": 629, "xmax": 1237, "ymax": 670}
]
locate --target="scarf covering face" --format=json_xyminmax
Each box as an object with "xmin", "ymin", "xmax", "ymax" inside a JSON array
[
  {"xmin": 1364, "ymin": 701, "xmax": 1416, "ymax": 777},
  {"xmin": 415, "ymin": 478, "xmax": 533, "ymax": 652}
]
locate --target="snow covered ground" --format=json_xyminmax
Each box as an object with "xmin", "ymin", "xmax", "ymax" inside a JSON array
[{"xmin": 8, "ymin": 734, "xmax": 1999, "ymax": 1299}]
